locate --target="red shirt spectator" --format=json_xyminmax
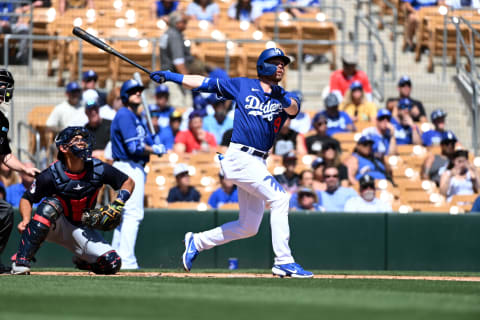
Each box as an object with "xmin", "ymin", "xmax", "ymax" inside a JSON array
[
  {"xmin": 174, "ymin": 110, "xmax": 217, "ymax": 153},
  {"xmin": 329, "ymin": 54, "xmax": 372, "ymax": 100}
]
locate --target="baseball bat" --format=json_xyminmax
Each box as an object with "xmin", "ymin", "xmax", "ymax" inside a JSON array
[
  {"xmin": 72, "ymin": 27, "xmax": 153, "ymax": 76},
  {"xmin": 133, "ymin": 72, "xmax": 156, "ymax": 135}
]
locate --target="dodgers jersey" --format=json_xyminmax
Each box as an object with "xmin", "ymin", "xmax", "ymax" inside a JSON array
[
  {"xmin": 111, "ymin": 107, "xmax": 153, "ymax": 165},
  {"xmin": 212, "ymin": 77, "xmax": 299, "ymax": 152}
]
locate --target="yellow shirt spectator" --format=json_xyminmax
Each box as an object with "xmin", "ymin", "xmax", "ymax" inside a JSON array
[{"xmin": 339, "ymin": 81, "xmax": 378, "ymax": 122}]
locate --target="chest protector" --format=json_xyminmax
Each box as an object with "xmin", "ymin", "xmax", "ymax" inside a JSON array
[{"xmin": 49, "ymin": 159, "xmax": 104, "ymax": 223}]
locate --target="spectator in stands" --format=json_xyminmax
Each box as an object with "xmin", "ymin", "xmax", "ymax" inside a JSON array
[
  {"xmin": 84, "ymin": 99, "xmax": 111, "ymax": 158},
  {"xmin": 273, "ymin": 118, "xmax": 306, "ymax": 156},
  {"xmin": 253, "ymin": 0, "xmax": 283, "ymax": 13},
  {"xmin": 208, "ymin": 173, "xmax": 238, "ymax": 209},
  {"xmin": 289, "ymin": 91, "xmax": 311, "ymax": 134},
  {"xmin": 395, "ymin": 76, "xmax": 426, "ymax": 122},
  {"xmin": 6, "ymin": 162, "xmax": 35, "ymax": 208},
  {"xmin": 152, "ymin": 0, "xmax": 179, "ymax": 20},
  {"xmin": 402, "ymin": 1, "xmax": 440, "ymax": 52},
  {"xmin": 147, "ymin": 85, "xmax": 174, "ymax": 131},
  {"xmin": 385, "ymin": 97, "xmax": 399, "ymax": 120},
  {"xmin": 470, "ymin": 193, "xmax": 480, "ymax": 212},
  {"xmin": 320, "ymin": 141, "xmax": 349, "ymax": 186},
  {"xmin": 330, "ymin": 54, "xmax": 373, "ymax": 101},
  {"xmin": 81, "ymin": 70, "xmax": 107, "ymax": 106},
  {"xmin": 291, "ymin": 187, "xmax": 323, "ymax": 211},
  {"xmin": 445, "ymin": 0, "xmax": 480, "ymax": 9},
  {"xmin": 274, "ymin": 151, "xmax": 300, "ymax": 194},
  {"xmin": 17, "ymin": 0, "xmax": 51, "ymax": 11},
  {"xmin": 287, "ymin": 0, "xmax": 321, "ymax": 17},
  {"xmin": 59, "ymin": 0, "xmax": 94, "ymax": 15},
  {"xmin": 158, "ymin": 110, "xmax": 182, "ymax": 151},
  {"xmin": 311, "ymin": 157, "xmax": 326, "ymax": 191},
  {"xmin": 174, "ymin": 110, "xmax": 217, "ymax": 154},
  {"xmin": 220, "ymin": 128, "xmax": 233, "ymax": 148},
  {"xmin": 46, "ymin": 81, "xmax": 86, "ymax": 131},
  {"xmin": 339, "ymin": 81, "xmax": 377, "ymax": 122},
  {"xmin": 305, "ymin": 113, "xmax": 341, "ymax": 156},
  {"xmin": 422, "ymin": 109, "xmax": 456, "ymax": 147},
  {"xmin": 315, "ymin": 93, "xmax": 355, "ymax": 136},
  {"xmin": 422, "ymin": 130, "xmax": 457, "ymax": 186},
  {"xmin": 319, "ymin": 165, "xmax": 357, "ymax": 212},
  {"xmin": 343, "ymin": 174, "xmax": 392, "ymax": 213},
  {"xmin": 362, "ymin": 109, "xmax": 397, "ymax": 158},
  {"xmin": 100, "ymin": 87, "xmax": 121, "ymax": 121},
  {"xmin": 167, "ymin": 163, "xmax": 201, "ymax": 203},
  {"xmin": 289, "ymin": 169, "xmax": 323, "ymax": 208},
  {"xmin": 202, "ymin": 98, "xmax": 234, "ymax": 145},
  {"xmin": 186, "ymin": 0, "xmax": 220, "ymax": 24},
  {"xmin": 344, "ymin": 134, "xmax": 389, "ymax": 186},
  {"xmin": 439, "ymin": 149, "xmax": 480, "ymax": 202},
  {"xmin": 0, "ymin": 2, "xmax": 30, "ymax": 64},
  {"xmin": 228, "ymin": 0, "xmax": 263, "ymax": 25},
  {"xmin": 392, "ymin": 98, "xmax": 421, "ymax": 145}
]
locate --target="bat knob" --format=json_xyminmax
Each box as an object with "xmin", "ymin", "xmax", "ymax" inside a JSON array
[{"xmin": 150, "ymin": 71, "xmax": 167, "ymax": 84}]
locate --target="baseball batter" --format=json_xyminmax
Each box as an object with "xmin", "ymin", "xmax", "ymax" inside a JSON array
[
  {"xmin": 110, "ymin": 79, "xmax": 166, "ymax": 269},
  {"xmin": 11, "ymin": 127, "xmax": 134, "ymax": 275},
  {"xmin": 150, "ymin": 48, "xmax": 313, "ymax": 278}
]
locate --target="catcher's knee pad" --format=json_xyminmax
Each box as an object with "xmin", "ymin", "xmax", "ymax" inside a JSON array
[
  {"xmin": 91, "ymin": 250, "xmax": 122, "ymax": 275},
  {"xmin": 16, "ymin": 197, "xmax": 63, "ymax": 265}
]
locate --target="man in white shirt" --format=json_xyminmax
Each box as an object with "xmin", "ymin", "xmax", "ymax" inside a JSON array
[
  {"xmin": 46, "ymin": 81, "xmax": 87, "ymax": 131},
  {"xmin": 344, "ymin": 174, "xmax": 392, "ymax": 213}
]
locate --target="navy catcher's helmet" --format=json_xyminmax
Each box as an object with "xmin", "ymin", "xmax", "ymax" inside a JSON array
[
  {"xmin": 0, "ymin": 69, "xmax": 14, "ymax": 103},
  {"xmin": 55, "ymin": 126, "xmax": 94, "ymax": 161},
  {"xmin": 256, "ymin": 48, "xmax": 291, "ymax": 77},
  {"xmin": 120, "ymin": 79, "xmax": 144, "ymax": 104}
]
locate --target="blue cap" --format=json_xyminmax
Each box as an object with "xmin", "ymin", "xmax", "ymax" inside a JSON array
[
  {"xmin": 441, "ymin": 130, "xmax": 457, "ymax": 143},
  {"xmin": 431, "ymin": 109, "xmax": 447, "ymax": 122},
  {"xmin": 358, "ymin": 134, "xmax": 374, "ymax": 144},
  {"xmin": 398, "ymin": 75, "xmax": 412, "ymax": 86},
  {"xmin": 350, "ymin": 81, "xmax": 363, "ymax": 91},
  {"xmin": 82, "ymin": 70, "xmax": 98, "ymax": 81},
  {"xmin": 85, "ymin": 99, "xmax": 99, "ymax": 109},
  {"xmin": 376, "ymin": 108, "xmax": 391, "ymax": 119},
  {"xmin": 155, "ymin": 84, "xmax": 169, "ymax": 95},
  {"xmin": 66, "ymin": 81, "xmax": 81, "ymax": 93},
  {"xmin": 311, "ymin": 157, "xmax": 324, "ymax": 169},
  {"xmin": 398, "ymin": 98, "xmax": 412, "ymax": 109},
  {"xmin": 324, "ymin": 93, "xmax": 339, "ymax": 108}
]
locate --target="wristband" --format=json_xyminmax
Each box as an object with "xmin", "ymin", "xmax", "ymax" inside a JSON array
[
  {"xmin": 165, "ymin": 71, "xmax": 184, "ymax": 84},
  {"xmin": 116, "ymin": 189, "xmax": 131, "ymax": 202}
]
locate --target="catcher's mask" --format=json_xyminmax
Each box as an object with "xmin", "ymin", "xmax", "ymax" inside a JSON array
[
  {"xmin": 55, "ymin": 126, "xmax": 94, "ymax": 161},
  {"xmin": 0, "ymin": 69, "xmax": 14, "ymax": 103}
]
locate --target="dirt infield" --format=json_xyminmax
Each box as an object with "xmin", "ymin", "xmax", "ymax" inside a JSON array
[{"xmin": 4, "ymin": 271, "xmax": 478, "ymax": 282}]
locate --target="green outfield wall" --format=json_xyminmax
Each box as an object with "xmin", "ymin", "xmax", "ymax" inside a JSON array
[{"xmin": 3, "ymin": 210, "xmax": 480, "ymax": 271}]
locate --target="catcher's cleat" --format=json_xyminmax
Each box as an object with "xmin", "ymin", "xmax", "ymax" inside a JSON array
[
  {"xmin": 182, "ymin": 232, "xmax": 199, "ymax": 272},
  {"xmin": 11, "ymin": 262, "xmax": 31, "ymax": 275},
  {"xmin": 272, "ymin": 263, "xmax": 313, "ymax": 278}
]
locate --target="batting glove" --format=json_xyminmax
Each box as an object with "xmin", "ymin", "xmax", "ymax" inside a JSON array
[
  {"xmin": 268, "ymin": 85, "xmax": 291, "ymax": 107},
  {"xmin": 152, "ymin": 143, "xmax": 166, "ymax": 156},
  {"xmin": 150, "ymin": 71, "xmax": 184, "ymax": 84}
]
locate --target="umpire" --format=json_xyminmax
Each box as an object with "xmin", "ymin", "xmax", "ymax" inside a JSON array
[
  {"xmin": 110, "ymin": 79, "xmax": 166, "ymax": 269},
  {"xmin": 0, "ymin": 69, "xmax": 40, "ymax": 273}
]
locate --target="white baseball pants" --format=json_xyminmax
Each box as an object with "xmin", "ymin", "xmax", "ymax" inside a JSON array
[
  {"xmin": 111, "ymin": 160, "xmax": 145, "ymax": 269},
  {"xmin": 194, "ymin": 144, "xmax": 294, "ymax": 265}
]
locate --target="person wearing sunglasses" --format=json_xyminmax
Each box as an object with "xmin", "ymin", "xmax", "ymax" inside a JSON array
[
  {"xmin": 422, "ymin": 131, "xmax": 458, "ymax": 186},
  {"xmin": 343, "ymin": 174, "xmax": 392, "ymax": 213},
  {"xmin": 319, "ymin": 165, "xmax": 357, "ymax": 212},
  {"xmin": 305, "ymin": 113, "xmax": 341, "ymax": 156}
]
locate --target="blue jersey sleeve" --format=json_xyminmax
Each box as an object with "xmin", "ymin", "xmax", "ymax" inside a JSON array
[
  {"xmin": 215, "ymin": 78, "xmax": 243, "ymax": 100},
  {"xmin": 117, "ymin": 112, "xmax": 141, "ymax": 146}
]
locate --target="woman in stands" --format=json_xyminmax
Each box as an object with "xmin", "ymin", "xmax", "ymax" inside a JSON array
[
  {"xmin": 228, "ymin": 0, "xmax": 263, "ymax": 26},
  {"xmin": 439, "ymin": 150, "xmax": 480, "ymax": 202},
  {"xmin": 319, "ymin": 141, "xmax": 349, "ymax": 187},
  {"xmin": 186, "ymin": 0, "xmax": 220, "ymax": 25},
  {"xmin": 339, "ymin": 81, "xmax": 377, "ymax": 123}
]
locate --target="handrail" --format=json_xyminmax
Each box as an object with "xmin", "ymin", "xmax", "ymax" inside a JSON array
[
  {"xmin": 17, "ymin": 121, "xmax": 41, "ymax": 167},
  {"xmin": 380, "ymin": 0, "xmax": 398, "ymax": 80}
]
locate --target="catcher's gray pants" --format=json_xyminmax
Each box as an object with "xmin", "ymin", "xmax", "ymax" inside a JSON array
[{"xmin": 46, "ymin": 215, "xmax": 114, "ymax": 264}]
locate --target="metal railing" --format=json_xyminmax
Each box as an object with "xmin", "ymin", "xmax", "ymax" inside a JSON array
[{"xmin": 16, "ymin": 121, "xmax": 41, "ymax": 166}]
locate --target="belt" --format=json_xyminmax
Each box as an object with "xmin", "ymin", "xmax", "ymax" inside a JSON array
[{"xmin": 240, "ymin": 146, "xmax": 269, "ymax": 159}]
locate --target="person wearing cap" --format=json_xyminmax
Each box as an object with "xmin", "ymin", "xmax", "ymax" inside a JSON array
[
  {"xmin": 320, "ymin": 140, "xmax": 349, "ymax": 186},
  {"xmin": 291, "ymin": 187, "xmax": 323, "ymax": 211},
  {"xmin": 84, "ymin": 99, "xmax": 112, "ymax": 158},
  {"xmin": 343, "ymin": 174, "xmax": 392, "ymax": 213},
  {"xmin": 403, "ymin": 1, "xmax": 440, "ymax": 52},
  {"xmin": 208, "ymin": 173, "xmax": 239, "ymax": 209},
  {"xmin": 421, "ymin": 109, "xmax": 459, "ymax": 147},
  {"xmin": 385, "ymin": 97, "xmax": 399, "ymax": 119},
  {"xmin": 152, "ymin": 0, "xmax": 179, "ymax": 20},
  {"xmin": 306, "ymin": 113, "xmax": 341, "ymax": 156},
  {"xmin": 202, "ymin": 98, "xmax": 234, "ymax": 145},
  {"xmin": 315, "ymin": 93, "xmax": 355, "ymax": 136},
  {"xmin": 422, "ymin": 130, "xmax": 457, "ymax": 186},
  {"xmin": 156, "ymin": 110, "xmax": 183, "ymax": 151},
  {"xmin": 344, "ymin": 134, "xmax": 389, "ymax": 186},
  {"xmin": 439, "ymin": 149, "xmax": 480, "ymax": 202},
  {"xmin": 146, "ymin": 85, "xmax": 175, "ymax": 132},
  {"xmin": 329, "ymin": 53, "xmax": 373, "ymax": 101},
  {"xmin": 101, "ymin": 87, "xmax": 122, "ymax": 121},
  {"xmin": 339, "ymin": 81, "xmax": 378, "ymax": 122},
  {"xmin": 59, "ymin": 0, "xmax": 94, "ymax": 15},
  {"xmin": 46, "ymin": 81, "xmax": 87, "ymax": 132},
  {"xmin": 272, "ymin": 117, "xmax": 307, "ymax": 156},
  {"xmin": 289, "ymin": 169, "xmax": 323, "ymax": 208},
  {"xmin": 311, "ymin": 157, "xmax": 326, "ymax": 191},
  {"xmin": 174, "ymin": 110, "xmax": 216, "ymax": 154},
  {"xmin": 273, "ymin": 151, "xmax": 300, "ymax": 194},
  {"xmin": 391, "ymin": 98, "xmax": 421, "ymax": 146},
  {"xmin": 81, "ymin": 70, "xmax": 107, "ymax": 106},
  {"xmin": 395, "ymin": 76, "xmax": 426, "ymax": 122},
  {"xmin": 362, "ymin": 108, "xmax": 397, "ymax": 158},
  {"xmin": 319, "ymin": 165, "xmax": 357, "ymax": 212},
  {"xmin": 445, "ymin": 0, "xmax": 480, "ymax": 9},
  {"xmin": 167, "ymin": 163, "xmax": 201, "ymax": 203}
]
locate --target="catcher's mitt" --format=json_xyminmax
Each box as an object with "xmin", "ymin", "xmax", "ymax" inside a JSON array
[{"xmin": 82, "ymin": 199, "xmax": 125, "ymax": 231}]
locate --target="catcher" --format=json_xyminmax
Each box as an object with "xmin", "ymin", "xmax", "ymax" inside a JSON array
[{"xmin": 11, "ymin": 126, "xmax": 134, "ymax": 275}]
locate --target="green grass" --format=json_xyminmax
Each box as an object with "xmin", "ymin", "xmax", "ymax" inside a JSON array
[{"xmin": 1, "ymin": 270, "xmax": 480, "ymax": 320}]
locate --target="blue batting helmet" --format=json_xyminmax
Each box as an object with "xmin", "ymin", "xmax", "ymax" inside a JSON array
[
  {"xmin": 120, "ymin": 79, "xmax": 144, "ymax": 104},
  {"xmin": 256, "ymin": 48, "xmax": 290, "ymax": 77}
]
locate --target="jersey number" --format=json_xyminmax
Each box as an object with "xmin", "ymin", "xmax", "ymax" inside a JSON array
[{"xmin": 273, "ymin": 117, "xmax": 282, "ymax": 133}]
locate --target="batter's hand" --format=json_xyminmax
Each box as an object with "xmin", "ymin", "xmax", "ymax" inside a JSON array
[
  {"xmin": 267, "ymin": 85, "xmax": 291, "ymax": 107},
  {"xmin": 150, "ymin": 71, "xmax": 167, "ymax": 84},
  {"xmin": 152, "ymin": 143, "xmax": 166, "ymax": 156}
]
